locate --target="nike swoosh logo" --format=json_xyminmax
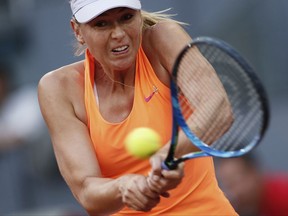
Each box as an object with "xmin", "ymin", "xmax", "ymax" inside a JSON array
[{"xmin": 145, "ymin": 85, "xmax": 158, "ymax": 102}]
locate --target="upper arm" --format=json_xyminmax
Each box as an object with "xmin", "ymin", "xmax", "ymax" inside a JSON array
[
  {"xmin": 38, "ymin": 69, "xmax": 101, "ymax": 199},
  {"xmin": 143, "ymin": 21, "xmax": 192, "ymax": 74},
  {"xmin": 143, "ymin": 21, "xmax": 233, "ymax": 149}
]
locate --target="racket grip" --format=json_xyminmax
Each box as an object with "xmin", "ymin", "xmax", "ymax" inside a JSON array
[{"xmin": 161, "ymin": 161, "xmax": 178, "ymax": 170}]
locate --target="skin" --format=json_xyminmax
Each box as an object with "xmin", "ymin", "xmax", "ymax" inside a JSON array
[{"xmin": 38, "ymin": 7, "xmax": 232, "ymax": 215}]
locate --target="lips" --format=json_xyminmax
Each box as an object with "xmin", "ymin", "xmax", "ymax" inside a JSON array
[{"xmin": 112, "ymin": 45, "xmax": 129, "ymax": 53}]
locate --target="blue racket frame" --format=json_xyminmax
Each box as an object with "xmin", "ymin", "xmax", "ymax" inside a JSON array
[{"xmin": 163, "ymin": 37, "xmax": 270, "ymax": 170}]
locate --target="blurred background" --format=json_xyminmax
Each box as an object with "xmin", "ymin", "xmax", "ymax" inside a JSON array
[{"xmin": 0, "ymin": 0, "xmax": 287, "ymax": 215}]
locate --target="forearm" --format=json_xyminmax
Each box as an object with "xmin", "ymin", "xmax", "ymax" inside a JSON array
[
  {"xmin": 207, "ymin": 97, "xmax": 233, "ymax": 143},
  {"xmin": 76, "ymin": 176, "xmax": 125, "ymax": 215},
  {"xmin": 173, "ymin": 93, "xmax": 233, "ymax": 157},
  {"xmin": 76, "ymin": 173, "xmax": 160, "ymax": 215},
  {"xmin": 177, "ymin": 47, "xmax": 233, "ymax": 146},
  {"xmin": 192, "ymin": 94, "xmax": 233, "ymax": 144}
]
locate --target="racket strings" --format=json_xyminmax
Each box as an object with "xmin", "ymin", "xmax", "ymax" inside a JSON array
[
  {"xmin": 176, "ymin": 44, "xmax": 265, "ymax": 152},
  {"xmin": 177, "ymin": 47, "xmax": 232, "ymax": 144},
  {"xmin": 178, "ymin": 85, "xmax": 226, "ymax": 144},
  {"xmin": 210, "ymin": 51, "xmax": 264, "ymax": 151},
  {"xmin": 178, "ymin": 88, "xmax": 230, "ymax": 145},
  {"xmin": 196, "ymin": 46, "xmax": 238, "ymax": 144},
  {"xmin": 208, "ymin": 50, "xmax": 264, "ymax": 151},
  {"xmin": 216, "ymin": 102, "xmax": 262, "ymax": 150}
]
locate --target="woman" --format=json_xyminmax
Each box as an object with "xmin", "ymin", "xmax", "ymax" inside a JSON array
[{"xmin": 38, "ymin": 0, "xmax": 237, "ymax": 215}]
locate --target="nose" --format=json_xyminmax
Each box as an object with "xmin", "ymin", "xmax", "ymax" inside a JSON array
[{"xmin": 111, "ymin": 24, "xmax": 125, "ymax": 40}]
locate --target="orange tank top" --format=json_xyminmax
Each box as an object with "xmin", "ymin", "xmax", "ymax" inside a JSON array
[{"xmin": 84, "ymin": 47, "xmax": 237, "ymax": 215}]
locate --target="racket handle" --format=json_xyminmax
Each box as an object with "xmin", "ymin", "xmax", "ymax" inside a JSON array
[{"xmin": 161, "ymin": 161, "xmax": 178, "ymax": 170}]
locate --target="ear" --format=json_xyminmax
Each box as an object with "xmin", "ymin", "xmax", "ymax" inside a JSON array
[{"xmin": 70, "ymin": 19, "xmax": 85, "ymax": 44}]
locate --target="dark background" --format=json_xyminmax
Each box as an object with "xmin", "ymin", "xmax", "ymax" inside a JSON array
[{"xmin": 0, "ymin": 0, "xmax": 287, "ymax": 214}]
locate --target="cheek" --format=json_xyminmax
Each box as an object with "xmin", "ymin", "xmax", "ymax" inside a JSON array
[
  {"xmin": 129, "ymin": 16, "xmax": 143, "ymax": 45},
  {"xmin": 85, "ymin": 32, "xmax": 108, "ymax": 56},
  {"xmin": 130, "ymin": 27, "xmax": 143, "ymax": 51},
  {"xmin": 86, "ymin": 33, "xmax": 102, "ymax": 47}
]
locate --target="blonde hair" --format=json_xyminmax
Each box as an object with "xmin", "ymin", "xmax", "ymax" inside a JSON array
[
  {"xmin": 141, "ymin": 9, "xmax": 187, "ymax": 29},
  {"xmin": 72, "ymin": 9, "xmax": 187, "ymax": 56}
]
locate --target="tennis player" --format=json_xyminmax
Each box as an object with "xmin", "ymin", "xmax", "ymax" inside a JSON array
[{"xmin": 38, "ymin": 0, "xmax": 237, "ymax": 215}]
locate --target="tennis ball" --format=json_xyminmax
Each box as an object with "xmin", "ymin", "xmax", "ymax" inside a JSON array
[{"xmin": 125, "ymin": 127, "xmax": 161, "ymax": 159}]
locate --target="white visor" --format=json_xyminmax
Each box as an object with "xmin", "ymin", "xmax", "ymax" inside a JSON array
[{"xmin": 71, "ymin": 0, "xmax": 142, "ymax": 23}]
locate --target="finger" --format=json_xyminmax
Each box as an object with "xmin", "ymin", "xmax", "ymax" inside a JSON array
[
  {"xmin": 161, "ymin": 163, "xmax": 184, "ymax": 179},
  {"xmin": 131, "ymin": 189, "xmax": 160, "ymax": 212},
  {"xmin": 161, "ymin": 170, "xmax": 183, "ymax": 180},
  {"xmin": 147, "ymin": 175, "xmax": 162, "ymax": 193},
  {"xmin": 133, "ymin": 176, "xmax": 159, "ymax": 199},
  {"xmin": 124, "ymin": 190, "xmax": 158, "ymax": 212},
  {"xmin": 148, "ymin": 177, "xmax": 170, "ymax": 198},
  {"xmin": 121, "ymin": 186, "xmax": 144, "ymax": 208},
  {"xmin": 149, "ymin": 156, "xmax": 162, "ymax": 176}
]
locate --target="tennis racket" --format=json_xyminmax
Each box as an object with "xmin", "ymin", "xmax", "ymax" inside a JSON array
[{"xmin": 162, "ymin": 37, "xmax": 270, "ymax": 170}]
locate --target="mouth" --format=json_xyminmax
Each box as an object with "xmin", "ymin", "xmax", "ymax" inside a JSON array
[{"xmin": 112, "ymin": 45, "xmax": 129, "ymax": 54}]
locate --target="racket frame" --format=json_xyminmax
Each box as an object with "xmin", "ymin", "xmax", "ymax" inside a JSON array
[{"xmin": 163, "ymin": 37, "xmax": 270, "ymax": 169}]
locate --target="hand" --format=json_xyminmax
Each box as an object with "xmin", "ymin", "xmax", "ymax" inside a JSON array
[
  {"xmin": 119, "ymin": 174, "xmax": 161, "ymax": 212},
  {"xmin": 147, "ymin": 154, "xmax": 184, "ymax": 197}
]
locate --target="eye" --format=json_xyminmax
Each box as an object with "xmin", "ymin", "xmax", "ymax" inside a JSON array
[
  {"xmin": 94, "ymin": 20, "xmax": 108, "ymax": 27},
  {"xmin": 121, "ymin": 13, "xmax": 134, "ymax": 22}
]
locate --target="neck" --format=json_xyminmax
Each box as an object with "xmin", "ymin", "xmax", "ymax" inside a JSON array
[{"xmin": 94, "ymin": 62, "xmax": 135, "ymax": 89}]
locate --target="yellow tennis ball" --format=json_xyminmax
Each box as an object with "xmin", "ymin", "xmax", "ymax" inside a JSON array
[{"xmin": 125, "ymin": 127, "xmax": 161, "ymax": 159}]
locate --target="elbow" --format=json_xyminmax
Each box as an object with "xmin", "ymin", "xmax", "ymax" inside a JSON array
[
  {"xmin": 63, "ymin": 176, "xmax": 95, "ymax": 214},
  {"xmin": 73, "ymin": 177, "xmax": 123, "ymax": 216},
  {"xmin": 74, "ymin": 179, "xmax": 98, "ymax": 214}
]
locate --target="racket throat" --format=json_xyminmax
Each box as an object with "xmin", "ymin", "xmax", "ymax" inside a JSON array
[
  {"xmin": 163, "ymin": 157, "xmax": 186, "ymax": 170},
  {"xmin": 163, "ymin": 160, "xmax": 178, "ymax": 170}
]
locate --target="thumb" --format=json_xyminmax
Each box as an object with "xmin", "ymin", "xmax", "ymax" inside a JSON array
[{"xmin": 149, "ymin": 155, "xmax": 162, "ymax": 177}]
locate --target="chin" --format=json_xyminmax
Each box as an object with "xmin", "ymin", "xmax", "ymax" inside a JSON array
[{"xmin": 112, "ymin": 58, "xmax": 136, "ymax": 71}]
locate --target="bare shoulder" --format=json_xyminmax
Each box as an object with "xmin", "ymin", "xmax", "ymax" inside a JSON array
[
  {"xmin": 145, "ymin": 20, "xmax": 189, "ymax": 39},
  {"xmin": 143, "ymin": 20, "xmax": 192, "ymax": 72},
  {"xmin": 143, "ymin": 20, "xmax": 191, "ymax": 50},
  {"xmin": 38, "ymin": 60, "xmax": 87, "ymax": 123},
  {"xmin": 38, "ymin": 60, "xmax": 85, "ymax": 94}
]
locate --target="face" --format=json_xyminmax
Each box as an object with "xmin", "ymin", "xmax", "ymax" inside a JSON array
[{"xmin": 72, "ymin": 8, "xmax": 143, "ymax": 72}]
